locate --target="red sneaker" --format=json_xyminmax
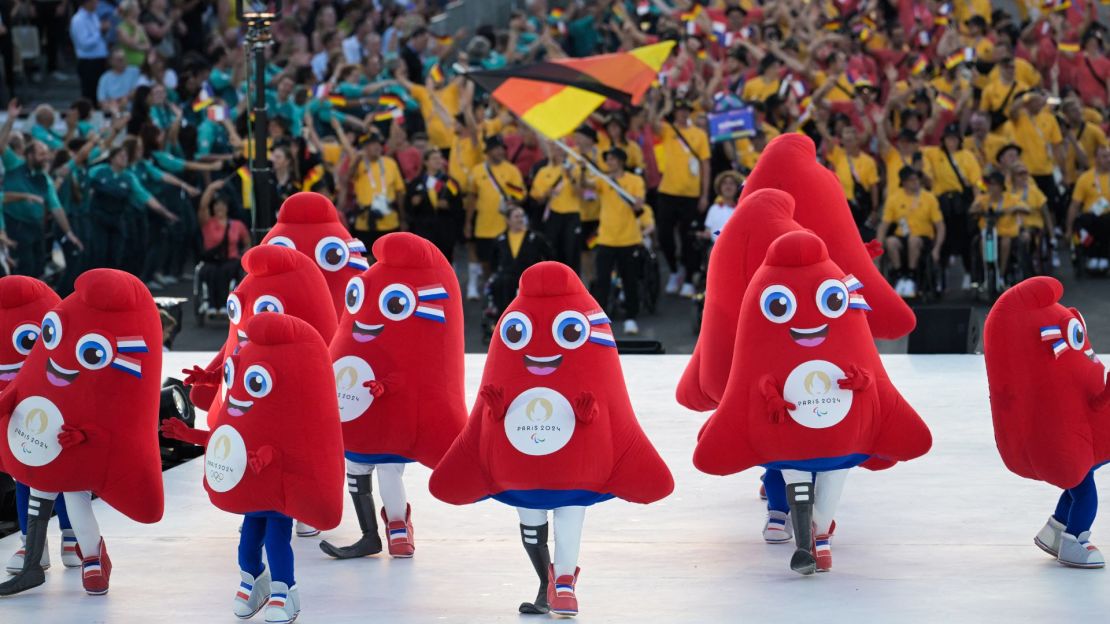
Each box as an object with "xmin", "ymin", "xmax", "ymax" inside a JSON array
[
  {"xmin": 81, "ymin": 538, "xmax": 111, "ymax": 595},
  {"xmin": 381, "ymin": 504, "xmax": 415, "ymax": 558},
  {"xmin": 546, "ymin": 565, "xmax": 580, "ymax": 617},
  {"xmin": 813, "ymin": 533, "xmax": 832, "ymax": 572}
]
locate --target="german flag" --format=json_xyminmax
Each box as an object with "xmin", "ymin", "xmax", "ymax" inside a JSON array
[
  {"xmin": 911, "ymin": 56, "xmax": 929, "ymax": 76},
  {"xmin": 192, "ymin": 84, "xmax": 214, "ymax": 112},
  {"xmin": 433, "ymin": 33, "xmax": 453, "ymax": 48},
  {"xmin": 377, "ymin": 94, "xmax": 404, "ymax": 110},
  {"xmin": 430, "ymin": 63, "xmax": 445, "ymax": 84},
  {"xmin": 1058, "ymin": 41, "xmax": 1080, "ymax": 53},
  {"xmin": 326, "ymin": 95, "xmax": 349, "ymax": 108},
  {"xmin": 302, "ymin": 164, "xmax": 325, "ymax": 191},
  {"xmin": 936, "ymin": 92, "xmax": 956, "ymax": 111},
  {"xmin": 463, "ymin": 41, "xmax": 674, "ymax": 140},
  {"xmin": 445, "ymin": 178, "xmax": 460, "ymax": 195},
  {"xmin": 505, "ymin": 181, "xmax": 525, "ymax": 201}
]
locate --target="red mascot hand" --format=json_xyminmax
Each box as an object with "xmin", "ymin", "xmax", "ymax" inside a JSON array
[
  {"xmin": 759, "ymin": 376, "xmax": 795, "ymax": 424},
  {"xmin": 58, "ymin": 424, "xmax": 88, "ymax": 449},
  {"xmin": 248, "ymin": 446, "xmax": 276, "ymax": 475},
  {"xmin": 479, "ymin": 384, "xmax": 506, "ymax": 421},
  {"xmin": 838, "ymin": 365, "xmax": 874, "ymax": 392},
  {"xmin": 160, "ymin": 418, "xmax": 210, "ymax": 446},
  {"xmin": 363, "ymin": 373, "xmax": 406, "ymax": 399},
  {"xmin": 182, "ymin": 365, "xmax": 220, "ymax": 388},
  {"xmin": 573, "ymin": 392, "xmax": 598, "ymax": 424},
  {"xmin": 865, "ymin": 239, "xmax": 884, "ymax": 259}
]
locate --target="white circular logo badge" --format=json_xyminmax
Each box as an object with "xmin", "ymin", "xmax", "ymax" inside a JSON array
[
  {"xmin": 504, "ymin": 388, "xmax": 575, "ymax": 456},
  {"xmin": 783, "ymin": 360, "xmax": 853, "ymax": 429},
  {"xmin": 333, "ymin": 355, "xmax": 376, "ymax": 423},
  {"xmin": 205, "ymin": 425, "xmax": 248, "ymax": 492},
  {"xmin": 7, "ymin": 396, "xmax": 65, "ymax": 467}
]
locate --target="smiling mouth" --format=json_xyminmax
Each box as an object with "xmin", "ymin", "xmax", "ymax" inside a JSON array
[
  {"xmin": 0, "ymin": 361, "xmax": 23, "ymax": 382},
  {"xmin": 523, "ymin": 354, "xmax": 563, "ymax": 376},
  {"xmin": 352, "ymin": 320, "xmax": 385, "ymax": 343},
  {"xmin": 789, "ymin": 325, "xmax": 829, "ymax": 348},
  {"xmin": 227, "ymin": 396, "xmax": 254, "ymax": 417},
  {"xmin": 46, "ymin": 358, "xmax": 79, "ymax": 387}
]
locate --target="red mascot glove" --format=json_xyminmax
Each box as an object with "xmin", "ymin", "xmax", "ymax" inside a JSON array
[
  {"xmin": 160, "ymin": 418, "xmax": 211, "ymax": 446},
  {"xmin": 248, "ymin": 446, "xmax": 276, "ymax": 475},
  {"xmin": 759, "ymin": 376, "xmax": 795, "ymax": 424},
  {"xmin": 573, "ymin": 392, "xmax": 598, "ymax": 424},
  {"xmin": 58, "ymin": 424, "xmax": 88, "ymax": 449},
  {"xmin": 838, "ymin": 365, "xmax": 874, "ymax": 392},
  {"xmin": 182, "ymin": 365, "xmax": 220, "ymax": 388},
  {"xmin": 480, "ymin": 384, "xmax": 506, "ymax": 421}
]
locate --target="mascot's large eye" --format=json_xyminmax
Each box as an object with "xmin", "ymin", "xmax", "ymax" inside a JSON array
[
  {"xmin": 500, "ymin": 311, "xmax": 532, "ymax": 350},
  {"xmin": 222, "ymin": 359, "xmax": 234, "ymax": 400},
  {"xmin": 759, "ymin": 285, "xmax": 797, "ymax": 324},
  {"xmin": 315, "ymin": 236, "xmax": 350, "ymax": 272},
  {"xmin": 41, "ymin": 312, "xmax": 62, "ymax": 350},
  {"xmin": 74, "ymin": 333, "xmax": 112, "ymax": 370},
  {"xmin": 243, "ymin": 364, "xmax": 273, "ymax": 398},
  {"xmin": 253, "ymin": 295, "xmax": 284, "ymax": 315},
  {"xmin": 1067, "ymin": 318, "xmax": 1086, "ymax": 351},
  {"xmin": 378, "ymin": 284, "xmax": 415, "ymax": 321},
  {"xmin": 267, "ymin": 236, "xmax": 296, "ymax": 249},
  {"xmin": 227, "ymin": 293, "xmax": 242, "ymax": 324},
  {"xmin": 815, "ymin": 279, "xmax": 849, "ymax": 319},
  {"xmin": 552, "ymin": 311, "xmax": 589, "ymax": 350},
  {"xmin": 345, "ymin": 277, "xmax": 365, "ymax": 314},
  {"xmin": 11, "ymin": 323, "xmax": 40, "ymax": 356}
]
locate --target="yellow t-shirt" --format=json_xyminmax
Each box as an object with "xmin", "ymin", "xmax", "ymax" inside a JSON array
[
  {"xmin": 742, "ymin": 75, "xmax": 780, "ymax": 103},
  {"xmin": 884, "ymin": 147, "xmax": 935, "ymax": 196},
  {"xmin": 320, "ymin": 142, "xmax": 343, "ymax": 166},
  {"xmin": 974, "ymin": 193, "xmax": 1026, "ymax": 238},
  {"xmin": 507, "ymin": 230, "xmax": 525, "ymax": 258},
  {"xmin": 954, "ymin": 0, "xmax": 991, "ymax": 25},
  {"xmin": 530, "ymin": 163, "xmax": 582, "ymax": 215},
  {"xmin": 815, "ymin": 71, "xmax": 855, "ymax": 103},
  {"xmin": 963, "ymin": 130, "xmax": 1013, "ymax": 169},
  {"xmin": 597, "ymin": 171, "xmax": 647, "ymax": 248},
  {"xmin": 596, "ymin": 134, "xmax": 645, "ymax": 173},
  {"xmin": 828, "ymin": 148, "xmax": 879, "ymax": 199},
  {"xmin": 352, "ymin": 156, "xmax": 405, "ymax": 232},
  {"xmin": 410, "ymin": 83, "xmax": 461, "ymax": 150},
  {"xmin": 575, "ymin": 146, "xmax": 603, "ymax": 222},
  {"xmin": 1012, "ymin": 109, "xmax": 1062, "ymax": 176},
  {"xmin": 1072, "ymin": 169, "xmax": 1110, "ymax": 215},
  {"xmin": 449, "ymin": 135, "xmax": 483, "ymax": 189},
  {"xmin": 987, "ymin": 58, "xmax": 1041, "ymax": 90},
  {"xmin": 924, "ymin": 147, "xmax": 982, "ymax": 196},
  {"xmin": 979, "ymin": 78, "xmax": 1027, "ymax": 119},
  {"xmin": 883, "ymin": 189, "xmax": 942, "ymax": 238},
  {"xmin": 657, "ymin": 122, "xmax": 710, "ymax": 197},
  {"xmin": 1064, "ymin": 123, "xmax": 1109, "ymax": 185},
  {"xmin": 468, "ymin": 159, "xmax": 525, "ymax": 239},
  {"xmin": 1009, "ymin": 183, "xmax": 1048, "ymax": 229}
]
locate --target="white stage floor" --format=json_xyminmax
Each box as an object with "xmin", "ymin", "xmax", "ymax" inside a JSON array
[{"xmin": 3, "ymin": 353, "xmax": 1109, "ymax": 623}]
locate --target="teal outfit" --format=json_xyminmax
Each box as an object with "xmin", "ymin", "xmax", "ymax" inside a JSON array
[
  {"xmin": 87, "ymin": 163, "xmax": 151, "ymax": 271},
  {"xmin": 196, "ymin": 119, "xmax": 232, "ymax": 158},
  {"xmin": 208, "ymin": 69, "xmax": 238, "ymax": 107},
  {"xmin": 30, "ymin": 125, "xmax": 65, "ymax": 151},
  {"xmin": 55, "ymin": 161, "xmax": 89, "ymax": 295},
  {"xmin": 1, "ymin": 149, "xmax": 62, "ymax": 277},
  {"xmin": 568, "ymin": 15, "xmax": 600, "ymax": 57},
  {"xmin": 149, "ymin": 104, "xmax": 175, "ymax": 130},
  {"xmin": 152, "ymin": 151, "xmax": 193, "ymax": 280}
]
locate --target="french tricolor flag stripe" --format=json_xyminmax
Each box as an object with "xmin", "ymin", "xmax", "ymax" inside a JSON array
[
  {"xmin": 347, "ymin": 240, "xmax": 367, "ymax": 253},
  {"xmin": 111, "ymin": 355, "xmax": 142, "ymax": 378},
  {"xmin": 415, "ymin": 305, "xmax": 446, "ymax": 323},
  {"xmin": 587, "ymin": 310, "xmax": 610, "ymax": 326},
  {"xmin": 417, "ymin": 285, "xmax": 448, "ymax": 301},
  {"xmin": 847, "ymin": 294, "xmax": 871, "ymax": 310},
  {"xmin": 556, "ymin": 584, "xmax": 575, "ymax": 593},
  {"xmin": 83, "ymin": 563, "xmax": 101, "ymax": 575},
  {"xmin": 1052, "ymin": 340, "xmax": 1068, "ymax": 357},
  {"xmin": 347, "ymin": 257, "xmax": 370, "ymax": 271},
  {"xmin": 390, "ymin": 528, "xmax": 408, "ymax": 537},
  {"xmin": 842, "ymin": 275, "xmax": 863, "ymax": 292},
  {"xmin": 589, "ymin": 330, "xmax": 616, "ymax": 347},
  {"xmin": 1040, "ymin": 326, "xmax": 1062, "ymax": 341},
  {"xmin": 116, "ymin": 336, "xmax": 148, "ymax": 353}
]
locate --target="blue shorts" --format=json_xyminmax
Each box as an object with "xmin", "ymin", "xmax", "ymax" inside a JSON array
[
  {"xmin": 763, "ymin": 454, "xmax": 869, "ymax": 472},
  {"xmin": 491, "ymin": 489, "xmax": 615, "ymax": 510},
  {"xmin": 243, "ymin": 510, "xmax": 290, "ymax": 519},
  {"xmin": 344, "ymin": 451, "xmax": 416, "ymax": 464}
]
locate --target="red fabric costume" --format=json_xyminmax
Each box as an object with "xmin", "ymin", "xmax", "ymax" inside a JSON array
[
  {"xmin": 739, "ymin": 134, "xmax": 917, "ymax": 340},
  {"xmin": 0, "ymin": 270, "xmax": 164, "ymax": 523},
  {"xmin": 0, "ymin": 276, "xmax": 60, "ymax": 389},
  {"xmin": 189, "ymin": 245, "xmax": 338, "ymax": 428},
  {"xmin": 330, "ymin": 232, "xmax": 466, "ymax": 467},
  {"xmin": 984, "ymin": 276, "xmax": 1110, "ymax": 490},
  {"xmin": 677, "ymin": 189, "xmax": 802, "ymax": 412},
  {"xmin": 693, "ymin": 231, "xmax": 931, "ymax": 475},
  {"xmin": 201, "ymin": 314, "xmax": 345, "ymax": 529},
  {"xmin": 430, "ymin": 262, "xmax": 673, "ymax": 509},
  {"xmin": 261, "ymin": 192, "xmax": 369, "ymax": 318}
]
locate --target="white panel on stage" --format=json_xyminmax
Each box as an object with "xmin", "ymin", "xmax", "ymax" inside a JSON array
[{"xmin": 2, "ymin": 353, "xmax": 1109, "ymax": 623}]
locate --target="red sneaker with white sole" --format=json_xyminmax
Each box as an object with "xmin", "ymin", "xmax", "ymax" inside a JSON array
[
  {"xmin": 81, "ymin": 538, "xmax": 111, "ymax": 595},
  {"xmin": 546, "ymin": 565, "xmax": 580, "ymax": 617},
  {"xmin": 381, "ymin": 504, "xmax": 415, "ymax": 558},
  {"xmin": 813, "ymin": 533, "xmax": 832, "ymax": 572}
]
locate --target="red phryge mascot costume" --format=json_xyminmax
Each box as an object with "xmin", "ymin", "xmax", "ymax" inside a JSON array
[
  {"xmin": 984, "ymin": 276, "xmax": 1110, "ymax": 569},
  {"xmin": 320, "ymin": 232, "xmax": 466, "ymax": 560},
  {"xmin": 0, "ymin": 277, "xmax": 80, "ymax": 574},
  {"xmin": 163, "ymin": 313, "xmax": 344, "ymax": 623},
  {"xmin": 694, "ymin": 231, "xmax": 930, "ymax": 575},
  {"xmin": 430, "ymin": 262, "xmax": 673, "ymax": 617},
  {"xmin": 0, "ymin": 269, "xmax": 163, "ymax": 596},
  {"xmin": 261, "ymin": 191, "xmax": 370, "ymax": 318}
]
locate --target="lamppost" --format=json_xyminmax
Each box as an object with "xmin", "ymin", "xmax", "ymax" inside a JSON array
[{"xmin": 236, "ymin": 0, "xmax": 281, "ymax": 239}]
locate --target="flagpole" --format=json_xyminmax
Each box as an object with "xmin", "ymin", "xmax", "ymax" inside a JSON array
[{"xmin": 551, "ymin": 139, "xmax": 640, "ymax": 208}]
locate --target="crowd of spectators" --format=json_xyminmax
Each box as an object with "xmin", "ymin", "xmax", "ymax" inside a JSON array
[{"xmin": 0, "ymin": 0, "xmax": 1105, "ymax": 337}]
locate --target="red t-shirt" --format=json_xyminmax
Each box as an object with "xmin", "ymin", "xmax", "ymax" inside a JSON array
[
  {"xmin": 202, "ymin": 218, "xmax": 249, "ymax": 259},
  {"xmin": 393, "ymin": 145, "xmax": 423, "ymax": 182},
  {"xmin": 502, "ymin": 133, "xmax": 544, "ymax": 183}
]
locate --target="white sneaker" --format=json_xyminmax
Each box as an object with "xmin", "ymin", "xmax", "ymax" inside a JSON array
[
  {"xmin": 1087, "ymin": 258, "xmax": 1100, "ymax": 271},
  {"xmin": 467, "ymin": 263, "xmax": 482, "ymax": 301},
  {"xmin": 763, "ymin": 510, "xmax": 792, "ymax": 544},
  {"xmin": 1099, "ymin": 258, "xmax": 1109, "ymax": 271},
  {"xmin": 679, "ymin": 282, "xmax": 696, "ymax": 298},
  {"xmin": 1058, "ymin": 532, "xmax": 1105, "ymax": 569},
  {"xmin": 664, "ymin": 272, "xmax": 682, "ymax": 295},
  {"xmin": 264, "ymin": 582, "xmax": 301, "ymax": 624},
  {"xmin": 1052, "ymin": 253, "xmax": 1061, "ymax": 268},
  {"xmin": 234, "ymin": 567, "xmax": 271, "ymax": 619},
  {"xmin": 1034, "ymin": 516, "xmax": 1066, "ymax": 557},
  {"xmin": 295, "ymin": 521, "xmax": 319, "ymax": 537},
  {"xmin": 960, "ymin": 274, "xmax": 972, "ymax": 291},
  {"xmin": 60, "ymin": 529, "xmax": 81, "ymax": 568},
  {"xmin": 623, "ymin": 319, "xmax": 639, "ymax": 335},
  {"xmin": 893, "ymin": 278, "xmax": 906, "ymax": 297},
  {"xmin": 903, "ymin": 278, "xmax": 917, "ymax": 298},
  {"xmin": 5, "ymin": 535, "xmax": 50, "ymax": 574}
]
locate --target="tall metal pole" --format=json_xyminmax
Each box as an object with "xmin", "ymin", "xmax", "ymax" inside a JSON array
[{"xmin": 247, "ymin": 22, "xmax": 272, "ymax": 240}]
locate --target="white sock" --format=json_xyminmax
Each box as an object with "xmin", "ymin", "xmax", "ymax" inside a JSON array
[
  {"xmin": 516, "ymin": 507, "xmax": 548, "ymax": 528},
  {"xmin": 61, "ymin": 491, "xmax": 101, "ymax": 558},
  {"xmin": 553, "ymin": 506, "xmax": 585, "ymax": 578},
  {"xmin": 375, "ymin": 464, "xmax": 408, "ymax": 522},
  {"xmin": 813, "ymin": 470, "xmax": 849, "ymax": 535}
]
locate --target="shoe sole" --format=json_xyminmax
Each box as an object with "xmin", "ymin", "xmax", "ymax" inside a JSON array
[
  {"xmin": 763, "ymin": 536, "xmax": 792, "ymax": 544},
  {"xmin": 551, "ymin": 610, "xmax": 578, "ymax": 617},
  {"xmin": 1033, "ymin": 537, "xmax": 1060, "ymax": 558},
  {"xmin": 1057, "ymin": 559, "xmax": 1105, "ymax": 569},
  {"xmin": 5, "ymin": 563, "xmax": 51, "ymax": 574},
  {"xmin": 84, "ymin": 588, "xmax": 109, "ymax": 595},
  {"xmin": 265, "ymin": 613, "xmax": 299, "ymax": 624},
  {"xmin": 296, "ymin": 532, "xmax": 320, "ymax": 538},
  {"xmin": 236, "ymin": 593, "xmax": 271, "ymax": 620}
]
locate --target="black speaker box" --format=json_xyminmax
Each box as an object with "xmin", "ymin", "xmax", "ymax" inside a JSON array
[{"xmin": 907, "ymin": 306, "xmax": 981, "ymax": 354}]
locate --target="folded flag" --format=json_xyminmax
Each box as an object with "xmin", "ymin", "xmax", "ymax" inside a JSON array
[{"xmin": 192, "ymin": 84, "xmax": 215, "ymax": 112}]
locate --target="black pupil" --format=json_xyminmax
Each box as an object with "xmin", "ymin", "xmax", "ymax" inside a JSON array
[
  {"xmin": 249, "ymin": 376, "xmax": 263, "ymax": 392},
  {"xmin": 43, "ymin": 326, "xmax": 53, "ymax": 342},
  {"xmin": 387, "ymin": 295, "xmax": 406, "ymax": 314},
  {"xmin": 325, "ymin": 247, "xmax": 343, "ymax": 265},
  {"xmin": 562, "ymin": 323, "xmax": 582, "ymax": 342},
  {"xmin": 770, "ymin": 296, "xmax": 788, "ymax": 317},
  {"xmin": 507, "ymin": 324, "xmax": 523, "ymax": 343},
  {"xmin": 1077, "ymin": 329, "xmax": 1085, "ymax": 343},
  {"xmin": 19, "ymin": 334, "xmax": 35, "ymax": 350},
  {"xmin": 826, "ymin": 291, "xmax": 845, "ymax": 311},
  {"xmin": 81, "ymin": 345, "xmax": 102, "ymax": 364},
  {"xmin": 347, "ymin": 289, "xmax": 358, "ymax": 306}
]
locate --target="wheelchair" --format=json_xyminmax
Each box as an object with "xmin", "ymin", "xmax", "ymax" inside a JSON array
[
  {"xmin": 878, "ymin": 235, "xmax": 941, "ymax": 303},
  {"xmin": 603, "ymin": 241, "xmax": 662, "ymax": 323},
  {"xmin": 192, "ymin": 261, "xmax": 240, "ymax": 327}
]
